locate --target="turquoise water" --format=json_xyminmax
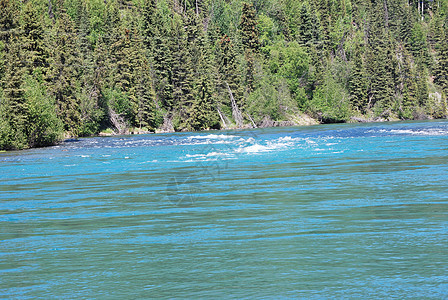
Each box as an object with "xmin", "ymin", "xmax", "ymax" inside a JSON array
[{"xmin": 1, "ymin": 120, "xmax": 447, "ymax": 298}]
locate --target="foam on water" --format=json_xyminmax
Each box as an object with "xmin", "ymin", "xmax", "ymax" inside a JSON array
[
  {"xmin": 368, "ymin": 126, "xmax": 448, "ymax": 136},
  {"xmin": 187, "ymin": 134, "xmax": 241, "ymax": 140}
]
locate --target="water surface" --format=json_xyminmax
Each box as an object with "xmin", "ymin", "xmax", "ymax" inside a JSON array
[{"xmin": 1, "ymin": 120, "xmax": 447, "ymax": 298}]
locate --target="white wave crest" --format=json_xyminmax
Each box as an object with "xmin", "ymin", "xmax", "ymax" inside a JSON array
[
  {"xmin": 187, "ymin": 134, "xmax": 240, "ymax": 140},
  {"xmin": 373, "ymin": 128, "xmax": 448, "ymax": 136}
]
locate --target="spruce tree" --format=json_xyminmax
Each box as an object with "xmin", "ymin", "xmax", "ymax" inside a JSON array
[
  {"xmin": 415, "ymin": 63, "xmax": 429, "ymax": 107},
  {"xmin": 142, "ymin": 0, "xmax": 157, "ymax": 52},
  {"xmin": 297, "ymin": 4, "xmax": 321, "ymax": 48},
  {"xmin": 20, "ymin": 1, "xmax": 50, "ymax": 79},
  {"xmin": 240, "ymin": 3, "xmax": 260, "ymax": 95},
  {"xmin": 400, "ymin": 49, "xmax": 418, "ymax": 119},
  {"xmin": 434, "ymin": 20, "xmax": 448, "ymax": 95},
  {"xmin": 149, "ymin": 5, "xmax": 174, "ymax": 110},
  {"xmin": 349, "ymin": 45, "xmax": 368, "ymax": 113},
  {"xmin": 217, "ymin": 35, "xmax": 242, "ymax": 107},
  {"xmin": 190, "ymin": 14, "xmax": 219, "ymax": 130},
  {"xmin": 171, "ymin": 15, "xmax": 191, "ymax": 128},
  {"xmin": 409, "ymin": 23, "xmax": 431, "ymax": 67},
  {"xmin": 0, "ymin": 0, "xmax": 19, "ymax": 81},
  {"xmin": 365, "ymin": 1, "xmax": 396, "ymax": 113},
  {"xmin": 0, "ymin": 0, "xmax": 18, "ymax": 44},
  {"xmin": 47, "ymin": 11, "xmax": 82, "ymax": 135},
  {"xmin": 240, "ymin": 3, "xmax": 260, "ymax": 52},
  {"xmin": 1, "ymin": 36, "xmax": 27, "ymax": 148},
  {"xmin": 128, "ymin": 25, "xmax": 160, "ymax": 130}
]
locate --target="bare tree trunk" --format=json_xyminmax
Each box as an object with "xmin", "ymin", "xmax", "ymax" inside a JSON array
[
  {"xmin": 109, "ymin": 108, "xmax": 128, "ymax": 135},
  {"xmin": 384, "ymin": 0, "xmax": 389, "ymax": 27},
  {"xmin": 217, "ymin": 106, "xmax": 228, "ymax": 129},
  {"xmin": 246, "ymin": 113, "xmax": 257, "ymax": 128},
  {"xmin": 48, "ymin": 0, "xmax": 55, "ymax": 23},
  {"xmin": 196, "ymin": 0, "xmax": 199, "ymax": 15},
  {"xmin": 422, "ymin": 0, "xmax": 424, "ymax": 20},
  {"xmin": 225, "ymin": 82, "xmax": 243, "ymax": 128}
]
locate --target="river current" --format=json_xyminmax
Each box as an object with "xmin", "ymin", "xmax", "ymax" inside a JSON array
[{"xmin": 1, "ymin": 120, "xmax": 447, "ymax": 298}]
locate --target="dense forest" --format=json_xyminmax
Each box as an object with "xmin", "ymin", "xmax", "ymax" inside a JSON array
[{"xmin": 1, "ymin": 0, "xmax": 447, "ymax": 150}]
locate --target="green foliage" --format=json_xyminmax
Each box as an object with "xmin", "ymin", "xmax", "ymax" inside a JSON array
[
  {"xmin": 307, "ymin": 67, "xmax": 351, "ymax": 123},
  {"xmin": 22, "ymin": 74, "xmax": 63, "ymax": 147},
  {"xmin": 240, "ymin": 3, "xmax": 260, "ymax": 52},
  {"xmin": 103, "ymin": 87, "xmax": 131, "ymax": 117},
  {"xmin": 47, "ymin": 11, "xmax": 82, "ymax": 135},
  {"xmin": 2, "ymin": 0, "xmax": 448, "ymax": 150},
  {"xmin": 409, "ymin": 22, "xmax": 431, "ymax": 66},
  {"xmin": 349, "ymin": 45, "xmax": 368, "ymax": 113},
  {"xmin": 296, "ymin": 3, "xmax": 320, "ymax": 47},
  {"xmin": 247, "ymin": 76, "xmax": 296, "ymax": 122},
  {"xmin": 264, "ymin": 41, "xmax": 310, "ymax": 107}
]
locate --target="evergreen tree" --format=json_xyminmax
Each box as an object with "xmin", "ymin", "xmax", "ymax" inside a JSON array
[
  {"xmin": 189, "ymin": 14, "xmax": 220, "ymax": 130},
  {"xmin": 0, "ymin": 0, "xmax": 19, "ymax": 82},
  {"xmin": 399, "ymin": 4, "xmax": 414, "ymax": 45},
  {"xmin": 171, "ymin": 14, "xmax": 191, "ymax": 128},
  {"xmin": 142, "ymin": 0, "xmax": 158, "ymax": 52},
  {"xmin": 434, "ymin": 19, "xmax": 448, "ymax": 95},
  {"xmin": 21, "ymin": 2, "xmax": 49, "ymax": 75},
  {"xmin": 297, "ymin": 4, "xmax": 321, "ymax": 48},
  {"xmin": 148, "ymin": 3, "xmax": 174, "ymax": 110},
  {"xmin": 240, "ymin": 3, "xmax": 260, "ymax": 52},
  {"xmin": 174, "ymin": 10, "xmax": 219, "ymax": 131},
  {"xmin": 399, "ymin": 48, "xmax": 418, "ymax": 119},
  {"xmin": 365, "ymin": 1, "xmax": 396, "ymax": 113},
  {"xmin": 1, "ymin": 36, "xmax": 27, "ymax": 149},
  {"xmin": 0, "ymin": 0, "xmax": 18, "ymax": 44},
  {"xmin": 240, "ymin": 3, "xmax": 260, "ymax": 95},
  {"xmin": 128, "ymin": 25, "xmax": 160, "ymax": 130},
  {"xmin": 415, "ymin": 63, "xmax": 429, "ymax": 107},
  {"xmin": 22, "ymin": 74, "xmax": 63, "ymax": 148},
  {"xmin": 47, "ymin": 11, "xmax": 82, "ymax": 135},
  {"xmin": 217, "ymin": 34, "xmax": 242, "ymax": 107},
  {"xmin": 409, "ymin": 23, "xmax": 431, "ymax": 66},
  {"xmin": 349, "ymin": 45, "xmax": 368, "ymax": 113}
]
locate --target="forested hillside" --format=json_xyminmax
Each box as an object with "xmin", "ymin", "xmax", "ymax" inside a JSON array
[{"xmin": 1, "ymin": 0, "xmax": 447, "ymax": 150}]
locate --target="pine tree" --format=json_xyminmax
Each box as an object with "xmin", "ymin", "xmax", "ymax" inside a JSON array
[
  {"xmin": 0, "ymin": 0, "xmax": 19, "ymax": 81},
  {"xmin": 190, "ymin": 14, "xmax": 220, "ymax": 130},
  {"xmin": 297, "ymin": 4, "xmax": 321, "ymax": 48},
  {"xmin": 409, "ymin": 23, "xmax": 431, "ymax": 67},
  {"xmin": 415, "ymin": 63, "xmax": 429, "ymax": 107},
  {"xmin": 128, "ymin": 25, "xmax": 160, "ymax": 130},
  {"xmin": 1, "ymin": 36, "xmax": 27, "ymax": 148},
  {"xmin": 174, "ymin": 11, "xmax": 203, "ymax": 131},
  {"xmin": 349, "ymin": 45, "xmax": 368, "ymax": 113},
  {"xmin": 171, "ymin": 15, "xmax": 191, "ymax": 127},
  {"xmin": 142, "ymin": 0, "xmax": 157, "ymax": 52},
  {"xmin": 399, "ymin": 49, "xmax": 418, "ymax": 119},
  {"xmin": 365, "ymin": 2, "xmax": 396, "ymax": 113},
  {"xmin": 47, "ymin": 11, "xmax": 82, "ymax": 135},
  {"xmin": 434, "ymin": 19, "xmax": 448, "ymax": 95},
  {"xmin": 217, "ymin": 34, "xmax": 242, "ymax": 107},
  {"xmin": 240, "ymin": 3, "xmax": 260, "ymax": 52},
  {"xmin": 240, "ymin": 3, "xmax": 260, "ymax": 95},
  {"xmin": 148, "ymin": 4, "xmax": 174, "ymax": 111},
  {"xmin": 0, "ymin": 0, "xmax": 18, "ymax": 44},
  {"xmin": 399, "ymin": 4, "xmax": 414, "ymax": 45},
  {"xmin": 21, "ymin": 2, "xmax": 49, "ymax": 75}
]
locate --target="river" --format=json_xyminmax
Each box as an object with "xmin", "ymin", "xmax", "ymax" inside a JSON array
[{"xmin": 1, "ymin": 120, "xmax": 447, "ymax": 298}]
